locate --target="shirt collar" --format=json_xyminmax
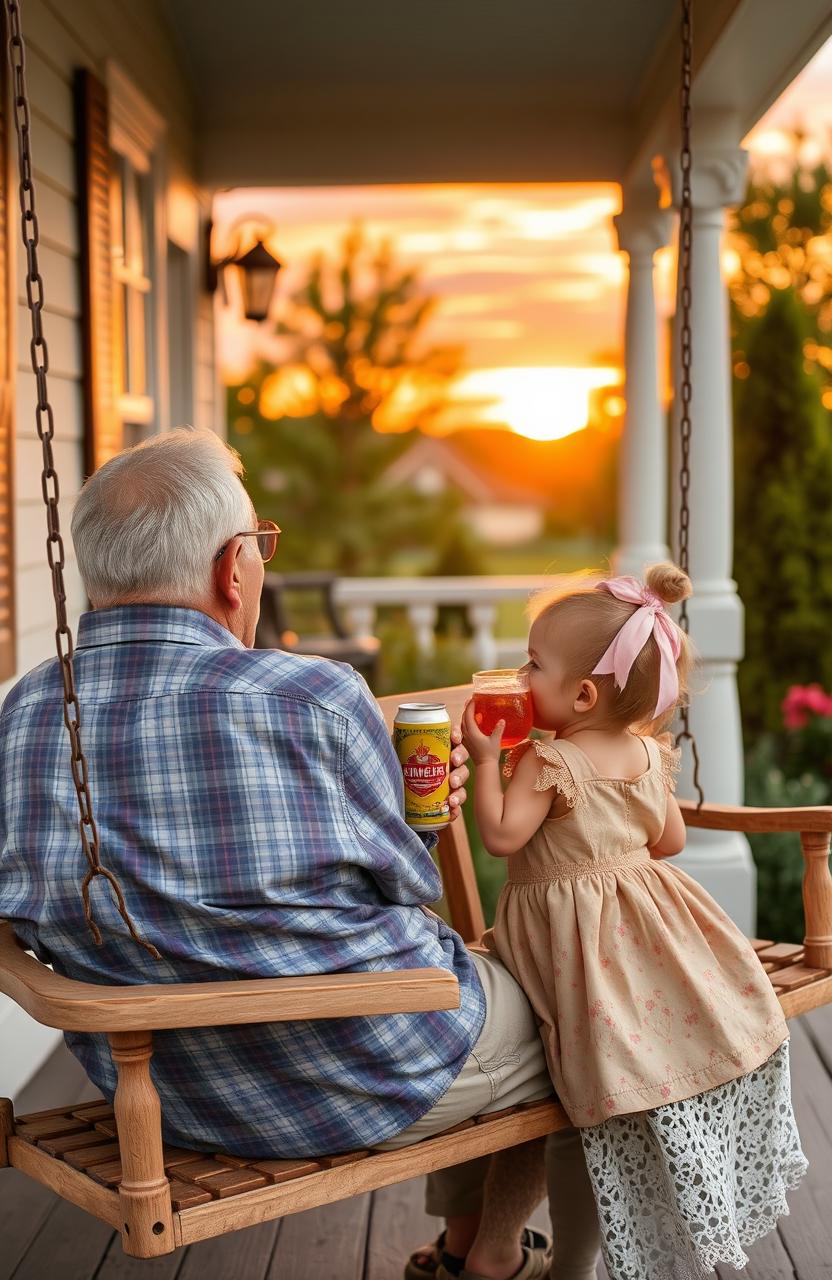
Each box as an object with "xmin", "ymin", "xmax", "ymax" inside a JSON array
[{"xmin": 76, "ymin": 605, "xmax": 246, "ymax": 651}]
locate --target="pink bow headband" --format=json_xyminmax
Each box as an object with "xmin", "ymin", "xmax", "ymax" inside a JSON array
[{"xmin": 591, "ymin": 576, "xmax": 682, "ymax": 719}]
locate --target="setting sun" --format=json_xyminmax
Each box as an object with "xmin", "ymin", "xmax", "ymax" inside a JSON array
[{"xmin": 447, "ymin": 366, "xmax": 621, "ymax": 441}]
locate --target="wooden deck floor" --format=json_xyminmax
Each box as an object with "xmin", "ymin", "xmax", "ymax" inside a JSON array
[{"xmin": 3, "ymin": 1007, "xmax": 832, "ymax": 1280}]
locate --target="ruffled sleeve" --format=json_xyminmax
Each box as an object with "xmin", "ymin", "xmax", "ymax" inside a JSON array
[
  {"xmin": 655, "ymin": 733, "xmax": 682, "ymax": 794},
  {"xmin": 502, "ymin": 739, "xmax": 533, "ymax": 779},
  {"xmin": 503, "ymin": 738, "xmax": 580, "ymax": 808}
]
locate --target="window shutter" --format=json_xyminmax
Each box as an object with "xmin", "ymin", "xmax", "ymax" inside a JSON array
[
  {"xmin": 75, "ymin": 69, "xmax": 121, "ymax": 475},
  {"xmin": 0, "ymin": 36, "xmax": 15, "ymax": 681}
]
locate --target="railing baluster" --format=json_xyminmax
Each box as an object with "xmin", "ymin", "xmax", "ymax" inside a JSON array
[
  {"xmin": 347, "ymin": 604, "xmax": 377, "ymax": 641},
  {"xmin": 468, "ymin": 603, "xmax": 499, "ymax": 670},
  {"xmin": 332, "ymin": 574, "xmax": 575, "ymax": 667},
  {"xmin": 407, "ymin": 603, "xmax": 439, "ymax": 657}
]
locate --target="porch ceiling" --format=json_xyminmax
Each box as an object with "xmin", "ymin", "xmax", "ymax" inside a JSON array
[{"xmin": 163, "ymin": 0, "xmax": 831, "ymax": 190}]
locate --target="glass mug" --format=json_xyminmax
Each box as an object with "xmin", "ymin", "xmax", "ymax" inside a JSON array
[{"xmin": 472, "ymin": 668, "xmax": 533, "ymax": 749}]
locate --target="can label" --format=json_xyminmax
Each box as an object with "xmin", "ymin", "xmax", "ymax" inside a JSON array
[{"xmin": 394, "ymin": 720, "xmax": 451, "ymax": 829}]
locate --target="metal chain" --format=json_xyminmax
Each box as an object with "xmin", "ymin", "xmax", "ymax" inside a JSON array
[
  {"xmin": 4, "ymin": 0, "xmax": 160, "ymax": 957},
  {"xmin": 675, "ymin": 0, "xmax": 704, "ymax": 806}
]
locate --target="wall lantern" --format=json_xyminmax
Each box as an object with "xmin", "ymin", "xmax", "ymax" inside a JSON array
[{"xmin": 206, "ymin": 217, "xmax": 283, "ymax": 323}]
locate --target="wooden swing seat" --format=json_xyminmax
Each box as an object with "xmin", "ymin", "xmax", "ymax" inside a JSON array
[{"xmin": 2, "ymin": 684, "xmax": 832, "ymax": 1259}]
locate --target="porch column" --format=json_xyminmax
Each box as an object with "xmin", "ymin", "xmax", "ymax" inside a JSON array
[
  {"xmin": 670, "ymin": 130, "xmax": 754, "ymax": 932},
  {"xmin": 613, "ymin": 203, "xmax": 672, "ymax": 576}
]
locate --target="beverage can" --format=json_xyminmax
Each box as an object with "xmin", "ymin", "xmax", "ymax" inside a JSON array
[{"xmin": 394, "ymin": 702, "xmax": 452, "ymax": 830}]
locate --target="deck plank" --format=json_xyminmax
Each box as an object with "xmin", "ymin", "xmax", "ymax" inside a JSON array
[
  {"xmin": 0, "ymin": 1168, "xmax": 63, "ymax": 1278},
  {"xmin": 94, "ymin": 1234, "xmax": 182, "ymax": 1280},
  {"xmin": 178, "ymin": 1219, "xmax": 281, "ymax": 1280},
  {"xmin": 9, "ymin": 1194, "xmax": 114, "ymax": 1280},
  {"xmin": 266, "ymin": 1195, "xmax": 370, "ymax": 1280},
  {"xmin": 365, "ymin": 1179, "xmax": 440, "ymax": 1280},
  {"xmin": 802, "ymin": 1003, "xmax": 832, "ymax": 1078}
]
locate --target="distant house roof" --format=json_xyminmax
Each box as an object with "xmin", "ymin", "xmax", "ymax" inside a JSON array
[
  {"xmin": 382, "ymin": 431, "xmax": 553, "ymax": 507},
  {"xmin": 382, "ymin": 424, "xmax": 620, "ymax": 508}
]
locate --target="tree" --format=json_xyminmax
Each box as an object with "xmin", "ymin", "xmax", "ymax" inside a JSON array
[
  {"xmin": 733, "ymin": 286, "xmax": 832, "ymax": 738},
  {"xmin": 228, "ymin": 229, "xmax": 467, "ymax": 576},
  {"xmin": 729, "ymin": 151, "xmax": 832, "ymax": 407}
]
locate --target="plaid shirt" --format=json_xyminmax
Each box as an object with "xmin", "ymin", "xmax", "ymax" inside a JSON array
[{"xmin": 0, "ymin": 606, "xmax": 485, "ymax": 1156}]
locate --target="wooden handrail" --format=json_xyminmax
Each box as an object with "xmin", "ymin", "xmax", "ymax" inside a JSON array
[
  {"xmin": 0, "ymin": 926, "xmax": 459, "ymax": 1033},
  {"xmin": 679, "ymin": 799, "xmax": 832, "ymax": 833},
  {"xmin": 679, "ymin": 800, "xmax": 832, "ymax": 970}
]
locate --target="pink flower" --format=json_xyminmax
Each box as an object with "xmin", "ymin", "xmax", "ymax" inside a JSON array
[
  {"xmin": 660, "ymin": 1085, "xmax": 671, "ymax": 1099},
  {"xmin": 804, "ymin": 684, "xmax": 832, "ymax": 715},
  {"xmin": 782, "ymin": 683, "xmax": 832, "ymax": 729},
  {"xmin": 684, "ymin": 1012, "xmax": 699, "ymax": 1026},
  {"xmin": 600, "ymin": 957, "xmax": 611, "ymax": 969},
  {"xmin": 646, "ymin": 999, "xmax": 656, "ymax": 1011}
]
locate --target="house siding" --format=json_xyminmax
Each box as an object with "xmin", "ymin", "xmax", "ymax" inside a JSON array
[
  {"xmin": 2, "ymin": 0, "xmax": 217, "ymax": 695},
  {"xmin": 0, "ymin": 0, "xmax": 217, "ymax": 1100}
]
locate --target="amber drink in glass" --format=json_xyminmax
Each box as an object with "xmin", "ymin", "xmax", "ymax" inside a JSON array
[{"xmin": 472, "ymin": 669, "xmax": 533, "ymax": 749}]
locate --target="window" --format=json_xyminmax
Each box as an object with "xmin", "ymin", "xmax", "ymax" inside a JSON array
[
  {"xmin": 76, "ymin": 66, "xmax": 167, "ymax": 472},
  {"xmin": 107, "ymin": 64, "xmax": 167, "ymax": 447},
  {"xmin": 110, "ymin": 150, "xmax": 156, "ymax": 442}
]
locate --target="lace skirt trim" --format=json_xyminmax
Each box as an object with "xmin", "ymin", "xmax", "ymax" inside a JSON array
[{"xmin": 579, "ymin": 1041, "xmax": 808, "ymax": 1280}]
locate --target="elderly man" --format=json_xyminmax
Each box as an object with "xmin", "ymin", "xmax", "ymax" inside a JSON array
[{"xmin": 0, "ymin": 430, "xmax": 599, "ymax": 1280}]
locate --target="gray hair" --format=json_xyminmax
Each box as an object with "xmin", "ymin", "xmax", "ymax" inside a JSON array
[{"xmin": 71, "ymin": 428, "xmax": 255, "ymax": 607}]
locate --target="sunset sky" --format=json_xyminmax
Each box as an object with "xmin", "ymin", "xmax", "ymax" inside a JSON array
[{"xmin": 216, "ymin": 36, "xmax": 832, "ymax": 443}]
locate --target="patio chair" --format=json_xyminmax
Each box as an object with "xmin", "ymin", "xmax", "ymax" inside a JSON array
[
  {"xmin": 2, "ymin": 680, "xmax": 831, "ymax": 1259},
  {"xmin": 256, "ymin": 572, "xmax": 381, "ymax": 684}
]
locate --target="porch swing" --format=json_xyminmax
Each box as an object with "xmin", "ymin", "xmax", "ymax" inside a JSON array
[{"xmin": 1, "ymin": 0, "xmax": 831, "ymax": 1262}]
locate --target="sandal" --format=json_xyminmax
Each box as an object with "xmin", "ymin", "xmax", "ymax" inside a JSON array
[
  {"xmin": 451, "ymin": 1241, "xmax": 552, "ymax": 1280},
  {"xmin": 405, "ymin": 1229, "xmax": 465, "ymax": 1280},
  {"xmin": 434, "ymin": 1229, "xmax": 552, "ymax": 1280}
]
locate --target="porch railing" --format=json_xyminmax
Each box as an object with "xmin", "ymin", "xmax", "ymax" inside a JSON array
[{"xmin": 333, "ymin": 575, "xmax": 566, "ymax": 670}]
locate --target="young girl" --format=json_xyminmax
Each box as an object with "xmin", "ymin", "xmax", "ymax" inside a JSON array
[{"xmin": 462, "ymin": 564, "xmax": 807, "ymax": 1280}]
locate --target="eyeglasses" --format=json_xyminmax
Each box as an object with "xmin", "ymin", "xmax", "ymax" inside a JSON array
[{"xmin": 214, "ymin": 519, "xmax": 281, "ymax": 564}]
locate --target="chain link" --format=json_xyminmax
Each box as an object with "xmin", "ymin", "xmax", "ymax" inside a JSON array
[
  {"xmin": 674, "ymin": 0, "xmax": 704, "ymax": 807},
  {"xmin": 4, "ymin": 0, "xmax": 159, "ymax": 957}
]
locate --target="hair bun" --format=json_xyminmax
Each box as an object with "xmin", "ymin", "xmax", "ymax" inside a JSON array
[{"xmin": 644, "ymin": 561, "xmax": 692, "ymax": 605}]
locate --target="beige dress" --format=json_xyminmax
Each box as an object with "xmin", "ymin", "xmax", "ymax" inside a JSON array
[{"xmin": 492, "ymin": 735, "xmax": 807, "ymax": 1280}]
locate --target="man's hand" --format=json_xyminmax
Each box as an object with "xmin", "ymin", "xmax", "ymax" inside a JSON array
[
  {"xmin": 447, "ymin": 724, "xmax": 470, "ymax": 820},
  {"xmin": 461, "ymin": 698, "xmax": 505, "ymax": 766}
]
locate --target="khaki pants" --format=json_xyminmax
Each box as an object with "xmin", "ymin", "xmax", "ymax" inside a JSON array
[{"xmin": 377, "ymin": 952, "xmax": 601, "ymax": 1280}]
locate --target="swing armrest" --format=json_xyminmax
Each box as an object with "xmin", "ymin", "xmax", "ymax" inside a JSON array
[
  {"xmin": 678, "ymin": 799, "xmax": 832, "ymax": 833},
  {"xmin": 677, "ymin": 800, "xmax": 832, "ymax": 971},
  {"xmin": 0, "ymin": 925, "xmax": 459, "ymax": 1033}
]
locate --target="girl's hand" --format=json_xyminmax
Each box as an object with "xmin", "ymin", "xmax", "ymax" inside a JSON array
[{"xmin": 461, "ymin": 698, "xmax": 505, "ymax": 766}]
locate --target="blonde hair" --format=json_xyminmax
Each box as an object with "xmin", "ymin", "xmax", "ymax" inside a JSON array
[{"xmin": 529, "ymin": 562, "xmax": 694, "ymax": 733}]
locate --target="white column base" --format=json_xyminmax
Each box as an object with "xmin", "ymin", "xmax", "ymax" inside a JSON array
[{"xmin": 673, "ymin": 830, "xmax": 756, "ymax": 936}]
